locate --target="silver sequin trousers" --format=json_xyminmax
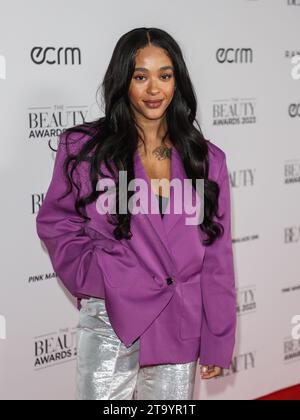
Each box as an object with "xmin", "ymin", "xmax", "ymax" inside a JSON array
[{"xmin": 76, "ymin": 297, "xmax": 197, "ymax": 400}]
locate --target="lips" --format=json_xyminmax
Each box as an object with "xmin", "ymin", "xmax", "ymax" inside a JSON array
[{"xmin": 143, "ymin": 100, "xmax": 163, "ymax": 109}]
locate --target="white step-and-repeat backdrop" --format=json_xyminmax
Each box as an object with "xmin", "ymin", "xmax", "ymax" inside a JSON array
[{"xmin": 0, "ymin": 0, "xmax": 300, "ymax": 400}]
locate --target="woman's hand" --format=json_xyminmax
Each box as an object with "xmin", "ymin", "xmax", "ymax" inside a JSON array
[{"xmin": 200, "ymin": 365, "xmax": 223, "ymax": 379}]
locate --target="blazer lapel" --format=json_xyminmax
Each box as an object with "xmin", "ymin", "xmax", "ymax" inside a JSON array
[{"xmin": 161, "ymin": 146, "xmax": 192, "ymax": 236}]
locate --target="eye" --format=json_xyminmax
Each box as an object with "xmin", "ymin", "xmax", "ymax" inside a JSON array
[
  {"xmin": 161, "ymin": 73, "xmax": 173, "ymax": 80},
  {"xmin": 134, "ymin": 75, "xmax": 146, "ymax": 81}
]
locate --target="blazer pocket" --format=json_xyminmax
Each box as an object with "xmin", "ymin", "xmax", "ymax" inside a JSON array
[{"xmin": 180, "ymin": 280, "xmax": 202, "ymax": 340}]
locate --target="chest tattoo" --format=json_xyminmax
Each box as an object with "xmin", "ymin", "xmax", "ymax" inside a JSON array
[{"xmin": 152, "ymin": 144, "xmax": 172, "ymax": 161}]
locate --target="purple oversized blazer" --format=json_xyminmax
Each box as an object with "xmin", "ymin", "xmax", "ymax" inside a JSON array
[{"xmin": 36, "ymin": 128, "xmax": 237, "ymax": 369}]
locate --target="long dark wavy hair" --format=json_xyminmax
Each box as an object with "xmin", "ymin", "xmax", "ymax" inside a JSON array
[{"xmin": 59, "ymin": 27, "xmax": 224, "ymax": 246}]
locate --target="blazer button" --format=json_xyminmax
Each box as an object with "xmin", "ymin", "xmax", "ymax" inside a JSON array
[{"xmin": 165, "ymin": 276, "xmax": 173, "ymax": 285}]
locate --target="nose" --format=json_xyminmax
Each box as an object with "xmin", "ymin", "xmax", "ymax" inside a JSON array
[{"xmin": 146, "ymin": 78, "xmax": 160, "ymax": 95}]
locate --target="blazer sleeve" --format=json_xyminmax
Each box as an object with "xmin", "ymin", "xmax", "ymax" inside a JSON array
[
  {"xmin": 199, "ymin": 153, "xmax": 237, "ymax": 369},
  {"xmin": 36, "ymin": 132, "xmax": 107, "ymax": 301}
]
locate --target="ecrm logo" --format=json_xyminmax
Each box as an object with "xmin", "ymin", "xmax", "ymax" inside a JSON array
[
  {"xmin": 0, "ymin": 55, "xmax": 6, "ymax": 80},
  {"xmin": 0, "ymin": 314, "xmax": 6, "ymax": 339},
  {"xmin": 291, "ymin": 56, "xmax": 300, "ymax": 80},
  {"xmin": 30, "ymin": 46, "xmax": 82, "ymax": 65}
]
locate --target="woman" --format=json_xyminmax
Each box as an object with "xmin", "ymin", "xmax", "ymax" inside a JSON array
[{"xmin": 36, "ymin": 27, "xmax": 237, "ymax": 400}]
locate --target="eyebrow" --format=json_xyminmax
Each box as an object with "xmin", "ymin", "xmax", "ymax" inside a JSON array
[{"xmin": 134, "ymin": 66, "xmax": 174, "ymax": 72}]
